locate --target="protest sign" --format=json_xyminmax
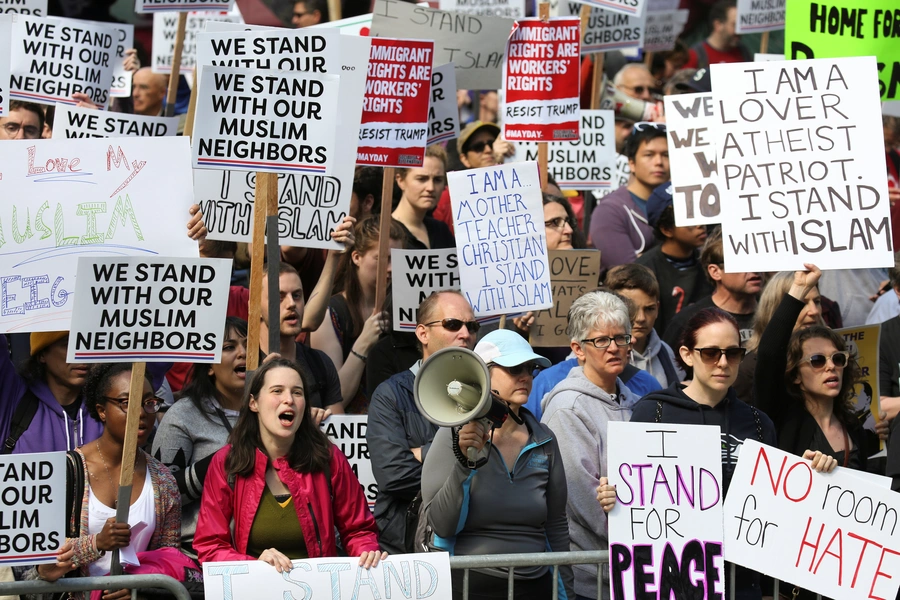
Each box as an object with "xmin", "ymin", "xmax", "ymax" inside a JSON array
[
  {"xmin": 664, "ymin": 92, "xmax": 722, "ymax": 226},
  {"xmin": 711, "ymin": 56, "xmax": 893, "ymax": 273},
  {"xmin": 0, "ymin": 137, "xmax": 198, "ymax": 334},
  {"xmin": 513, "ymin": 110, "xmax": 615, "ymax": 189},
  {"xmin": 785, "ymin": 0, "xmax": 899, "ymax": 101},
  {"xmin": 646, "ymin": 0, "xmax": 677, "ymax": 11},
  {"xmin": 136, "ymin": 0, "xmax": 232, "ymax": 14},
  {"xmin": 837, "ymin": 324, "xmax": 881, "ymax": 441},
  {"xmin": 321, "ymin": 416, "xmax": 376, "ymax": 510},
  {"xmin": 204, "ymin": 554, "xmax": 452, "ymax": 600},
  {"xmin": 10, "ymin": 16, "xmax": 116, "ymax": 107},
  {"xmin": 192, "ymin": 65, "xmax": 340, "ymax": 175},
  {"xmin": 0, "ymin": 0, "xmax": 45, "ymax": 15},
  {"xmin": 52, "ymin": 105, "xmax": 180, "ymax": 138},
  {"xmin": 502, "ymin": 18, "xmax": 580, "ymax": 143},
  {"xmin": 724, "ymin": 440, "xmax": 900, "ymax": 599},
  {"xmin": 0, "ymin": 16, "xmax": 10, "ymax": 116},
  {"xmin": 312, "ymin": 13, "xmax": 373, "ymax": 35},
  {"xmin": 736, "ymin": 0, "xmax": 785, "ymax": 34},
  {"xmin": 0, "ymin": 452, "xmax": 65, "ymax": 567},
  {"xmin": 593, "ymin": 153, "xmax": 631, "ymax": 201},
  {"xmin": 66, "ymin": 257, "xmax": 230, "ymax": 363},
  {"xmin": 450, "ymin": 162, "xmax": 551, "ymax": 317},
  {"xmin": 439, "ymin": 0, "xmax": 524, "ymax": 19},
  {"xmin": 559, "ymin": 1, "xmax": 645, "ymax": 53},
  {"xmin": 357, "ymin": 37, "xmax": 433, "ymax": 168},
  {"xmin": 576, "ymin": 0, "xmax": 644, "ymax": 17},
  {"xmin": 371, "ymin": 0, "xmax": 513, "ymax": 90},
  {"xmin": 643, "ymin": 9, "xmax": 688, "ymax": 52},
  {"xmin": 608, "ymin": 422, "xmax": 725, "ymax": 599},
  {"xmin": 391, "ymin": 248, "xmax": 460, "ymax": 330},
  {"xmin": 151, "ymin": 10, "xmax": 243, "ymax": 74},
  {"xmin": 428, "ymin": 63, "xmax": 460, "ymax": 146},
  {"xmin": 530, "ymin": 250, "xmax": 601, "ymax": 346},
  {"xmin": 107, "ymin": 23, "xmax": 134, "ymax": 97}
]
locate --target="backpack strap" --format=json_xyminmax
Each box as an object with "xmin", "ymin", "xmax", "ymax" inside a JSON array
[
  {"xmin": 658, "ymin": 347, "xmax": 680, "ymax": 387},
  {"xmin": 2, "ymin": 390, "xmax": 41, "ymax": 455},
  {"xmin": 690, "ymin": 42, "xmax": 709, "ymax": 68},
  {"xmin": 65, "ymin": 450, "xmax": 85, "ymax": 538}
]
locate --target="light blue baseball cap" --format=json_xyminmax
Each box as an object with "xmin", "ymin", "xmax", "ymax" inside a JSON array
[{"xmin": 474, "ymin": 329, "xmax": 551, "ymax": 369}]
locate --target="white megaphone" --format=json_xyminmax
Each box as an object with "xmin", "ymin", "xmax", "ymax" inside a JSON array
[
  {"xmin": 598, "ymin": 74, "xmax": 662, "ymax": 122},
  {"xmin": 414, "ymin": 347, "xmax": 511, "ymax": 467}
]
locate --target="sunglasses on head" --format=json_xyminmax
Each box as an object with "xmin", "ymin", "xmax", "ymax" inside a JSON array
[
  {"xmin": 491, "ymin": 362, "xmax": 540, "ymax": 376},
  {"xmin": 466, "ymin": 139, "xmax": 495, "ymax": 154},
  {"xmin": 633, "ymin": 122, "xmax": 666, "ymax": 133},
  {"xmin": 693, "ymin": 347, "xmax": 746, "ymax": 364},
  {"xmin": 801, "ymin": 351, "xmax": 850, "ymax": 370},
  {"xmin": 424, "ymin": 318, "xmax": 480, "ymax": 334}
]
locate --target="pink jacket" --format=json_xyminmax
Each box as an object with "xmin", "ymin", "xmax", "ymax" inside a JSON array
[{"xmin": 194, "ymin": 444, "xmax": 380, "ymax": 563}]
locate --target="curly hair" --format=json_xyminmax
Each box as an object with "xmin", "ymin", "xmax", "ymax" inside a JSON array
[{"xmin": 82, "ymin": 363, "xmax": 151, "ymax": 421}]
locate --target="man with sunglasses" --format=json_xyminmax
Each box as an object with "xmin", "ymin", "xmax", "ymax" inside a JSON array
[{"xmin": 368, "ymin": 290, "xmax": 478, "ymax": 554}]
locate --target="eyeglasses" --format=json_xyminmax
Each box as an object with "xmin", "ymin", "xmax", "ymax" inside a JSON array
[
  {"xmin": 103, "ymin": 396, "xmax": 164, "ymax": 414},
  {"xmin": 491, "ymin": 362, "xmax": 540, "ymax": 376},
  {"xmin": 801, "ymin": 351, "xmax": 850, "ymax": 370},
  {"xmin": 466, "ymin": 139, "xmax": 495, "ymax": 154},
  {"xmin": 581, "ymin": 334, "xmax": 632, "ymax": 349},
  {"xmin": 618, "ymin": 84, "xmax": 653, "ymax": 96},
  {"xmin": 693, "ymin": 347, "xmax": 747, "ymax": 364},
  {"xmin": 3, "ymin": 122, "xmax": 41, "ymax": 138},
  {"xmin": 633, "ymin": 122, "xmax": 666, "ymax": 133},
  {"xmin": 292, "ymin": 10, "xmax": 310, "ymax": 18},
  {"xmin": 423, "ymin": 318, "xmax": 480, "ymax": 334},
  {"xmin": 544, "ymin": 217, "xmax": 576, "ymax": 230}
]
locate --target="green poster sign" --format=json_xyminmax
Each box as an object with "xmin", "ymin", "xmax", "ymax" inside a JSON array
[{"xmin": 785, "ymin": 0, "xmax": 900, "ymax": 99}]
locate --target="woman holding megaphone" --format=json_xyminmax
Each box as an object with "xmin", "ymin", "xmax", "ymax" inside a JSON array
[{"xmin": 421, "ymin": 330, "xmax": 574, "ymax": 600}]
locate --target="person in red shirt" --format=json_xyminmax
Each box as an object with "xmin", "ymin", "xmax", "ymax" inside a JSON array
[{"xmin": 684, "ymin": 0, "xmax": 752, "ymax": 69}]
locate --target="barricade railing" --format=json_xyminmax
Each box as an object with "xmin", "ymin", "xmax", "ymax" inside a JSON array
[{"xmin": 0, "ymin": 574, "xmax": 191, "ymax": 600}]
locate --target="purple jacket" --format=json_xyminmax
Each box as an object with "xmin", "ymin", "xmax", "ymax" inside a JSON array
[{"xmin": 589, "ymin": 186, "xmax": 655, "ymax": 274}]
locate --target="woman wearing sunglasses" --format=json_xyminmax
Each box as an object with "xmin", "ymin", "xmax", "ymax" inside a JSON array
[{"xmin": 421, "ymin": 330, "xmax": 573, "ymax": 600}]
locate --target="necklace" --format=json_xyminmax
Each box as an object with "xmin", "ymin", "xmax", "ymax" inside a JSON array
[{"xmin": 95, "ymin": 440, "xmax": 117, "ymax": 509}]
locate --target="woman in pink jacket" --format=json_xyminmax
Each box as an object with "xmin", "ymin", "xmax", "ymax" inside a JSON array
[{"xmin": 194, "ymin": 358, "xmax": 384, "ymax": 571}]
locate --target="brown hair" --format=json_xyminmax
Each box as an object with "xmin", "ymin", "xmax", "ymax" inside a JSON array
[
  {"xmin": 675, "ymin": 307, "xmax": 740, "ymax": 374},
  {"xmin": 605, "ymin": 263, "xmax": 660, "ymax": 301},
  {"xmin": 395, "ymin": 145, "xmax": 448, "ymax": 182}
]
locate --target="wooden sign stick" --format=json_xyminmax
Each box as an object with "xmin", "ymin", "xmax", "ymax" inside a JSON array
[
  {"xmin": 246, "ymin": 177, "xmax": 268, "ymax": 371},
  {"xmin": 327, "ymin": 0, "xmax": 341, "ymax": 22},
  {"xmin": 261, "ymin": 173, "xmax": 281, "ymax": 359},
  {"xmin": 183, "ymin": 68, "xmax": 199, "ymax": 140},
  {"xmin": 164, "ymin": 13, "xmax": 188, "ymax": 118},
  {"xmin": 374, "ymin": 168, "xmax": 395, "ymax": 313},
  {"xmin": 537, "ymin": 1, "xmax": 550, "ymax": 192},
  {"xmin": 759, "ymin": 31, "xmax": 770, "ymax": 54}
]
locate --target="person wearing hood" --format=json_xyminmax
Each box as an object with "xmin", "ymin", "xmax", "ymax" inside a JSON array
[{"xmin": 540, "ymin": 291, "xmax": 639, "ymax": 600}]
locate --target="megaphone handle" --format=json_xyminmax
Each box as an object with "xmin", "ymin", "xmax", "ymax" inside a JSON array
[{"xmin": 467, "ymin": 447, "xmax": 477, "ymax": 469}]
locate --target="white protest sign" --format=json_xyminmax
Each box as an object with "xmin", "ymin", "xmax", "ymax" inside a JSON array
[
  {"xmin": 645, "ymin": 0, "xmax": 677, "ymax": 11},
  {"xmin": 512, "ymin": 110, "xmax": 615, "ymax": 189},
  {"xmin": 0, "ymin": 16, "xmax": 11, "ymax": 117},
  {"xmin": 391, "ymin": 248, "xmax": 460, "ymax": 330},
  {"xmin": 66, "ymin": 257, "xmax": 230, "ymax": 363},
  {"xmin": 712, "ymin": 56, "xmax": 893, "ymax": 272},
  {"xmin": 736, "ymin": 0, "xmax": 785, "ymax": 34},
  {"xmin": 0, "ymin": 137, "xmax": 198, "ymax": 334},
  {"xmin": 439, "ymin": 0, "xmax": 524, "ymax": 19},
  {"xmin": 136, "ymin": 0, "xmax": 233, "ymax": 14},
  {"xmin": 203, "ymin": 555, "xmax": 452, "ymax": 600},
  {"xmin": 559, "ymin": 1, "xmax": 645, "ymax": 53},
  {"xmin": 664, "ymin": 93, "xmax": 721, "ymax": 226},
  {"xmin": 0, "ymin": 452, "xmax": 65, "ymax": 567},
  {"xmin": 371, "ymin": 0, "xmax": 513, "ymax": 90},
  {"xmin": 643, "ymin": 9, "xmax": 688, "ymax": 52},
  {"xmin": 192, "ymin": 66, "xmax": 340, "ymax": 175},
  {"xmin": 594, "ymin": 153, "xmax": 631, "ymax": 200},
  {"xmin": 52, "ymin": 105, "xmax": 180, "ymax": 138},
  {"xmin": 428, "ymin": 63, "xmax": 460, "ymax": 146},
  {"xmin": 311, "ymin": 12, "xmax": 373, "ymax": 36},
  {"xmin": 0, "ymin": 0, "xmax": 46, "ymax": 15},
  {"xmin": 576, "ymin": 0, "xmax": 644, "ymax": 17},
  {"xmin": 321, "ymin": 415, "xmax": 376, "ymax": 511},
  {"xmin": 101, "ymin": 22, "xmax": 134, "ymax": 98},
  {"xmin": 152, "ymin": 10, "xmax": 243, "ymax": 74},
  {"xmin": 724, "ymin": 440, "xmax": 900, "ymax": 599},
  {"xmin": 449, "ymin": 162, "xmax": 551, "ymax": 318},
  {"xmin": 608, "ymin": 423, "xmax": 724, "ymax": 599},
  {"xmin": 10, "ymin": 16, "xmax": 116, "ymax": 108}
]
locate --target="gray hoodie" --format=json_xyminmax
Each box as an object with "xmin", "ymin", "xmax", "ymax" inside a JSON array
[
  {"xmin": 629, "ymin": 329, "xmax": 684, "ymax": 388},
  {"xmin": 540, "ymin": 367, "xmax": 638, "ymax": 600}
]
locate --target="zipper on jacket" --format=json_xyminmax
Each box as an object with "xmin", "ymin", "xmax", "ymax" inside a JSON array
[
  {"xmin": 307, "ymin": 502, "xmax": 324, "ymax": 554},
  {"xmin": 506, "ymin": 438, "xmax": 550, "ymax": 483}
]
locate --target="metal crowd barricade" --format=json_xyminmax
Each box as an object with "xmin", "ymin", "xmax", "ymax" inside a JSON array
[{"xmin": 0, "ymin": 574, "xmax": 191, "ymax": 600}]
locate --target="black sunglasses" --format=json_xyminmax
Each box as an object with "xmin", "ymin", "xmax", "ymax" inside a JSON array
[
  {"xmin": 693, "ymin": 347, "xmax": 746, "ymax": 364},
  {"xmin": 544, "ymin": 217, "xmax": 576, "ymax": 230},
  {"xmin": 466, "ymin": 139, "xmax": 495, "ymax": 154},
  {"xmin": 491, "ymin": 362, "xmax": 540, "ymax": 376},
  {"xmin": 802, "ymin": 351, "xmax": 850, "ymax": 370},
  {"xmin": 424, "ymin": 318, "xmax": 480, "ymax": 334}
]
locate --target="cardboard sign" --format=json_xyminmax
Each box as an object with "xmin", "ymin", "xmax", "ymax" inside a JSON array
[
  {"xmin": 513, "ymin": 110, "xmax": 615, "ymax": 189},
  {"xmin": 837, "ymin": 324, "xmax": 882, "ymax": 441},
  {"xmin": 608, "ymin": 423, "xmax": 725, "ymax": 600},
  {"xmin": 439, "ymin": 0, "xmax": 524, "ymax": 19},
  {"xmin": 371, "ymin": 0, "xmax": 513, "ymax": 90},
  {"xmin": 724, "ymin": 440, "xmax": 900, "ymax": 599},
  {"xmin": 151, "ymin": 10, "xmax": 243, "ymax": 74},
  {"xmin": 203, "ymin": 555, "xmax": 452, "ymax": 600},
  {"xmin": 136, "ymin": 0, "xmax": 233, "ymax": 14},
  {"xmin": 428, "ymin": 63, "xmax": 460, "ymax": 146},
  {"xmin": 321, "ymin": 415, "xmax": 377, "ymax": 510},
  {"xmin": 0, "ymin": 137, "xmax": 199, "ymax": 334},
  {"xmin": 67, "ymin": 257, "xmax": 230, "ymax": 363},
  {"xmin": 664, "ymin": 93, "xmax": 722, "ymax": 226},
  {"xmin": 642, "ymin": 9, "xmax": 688, "ymax": 52},
  {"xmin": 576, "ymin": 0, "xmax": 644, "ymax": 17},
  {"xmin": 449, "ymin": 162, "xmax": 551, "ymax": 318},
  {"xmin": 502, "ymin": 18, "xmax": 580, "ymax": 143},
  {"xmin": 0, "ymin": 0, "xmax": 46, "ymax": 15},
  {"xmin": 10, "ymin": 16, "xmax": 116, "ymax": 107},
  {"xmin": 357, "ymin": 38, "xmax": 433, "ymax": 168},
  {"xmin": 192, "ymin": 66, "xmax": 340, "ymax": 175},
  {"xmin": 785, "ymin": 0, "xmax": 899, "ymax": 100},
  {"xmin": 530, "ymin": 250, "xmax": 601, "ymax": 346},
  {"xmin": 52, "ymin": 105, "xmax": 180, "ymax": 138},
  {"xmin": 0, "ymin": 452, "xmax": 65, "ymax": 567},
  {"xmin": 736, "ymin": 0, "xmax": 785, "ymax": 34},
  {"xmin": 711, "ymin": 56, "xmax": 893, "ymax": 273},
  {"xmin": 559, "ymin": 1, "xmax": 645, "ymax": 53},
  {"xmin": 0, "ymin": 16, "xmax": 11, "ymax": 117},
  {"xmin": 391, "ymin": 248, "xmax": 460, "ymax": 330}
]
